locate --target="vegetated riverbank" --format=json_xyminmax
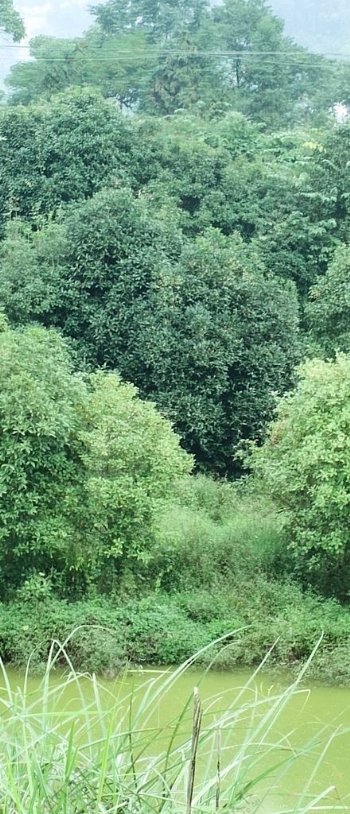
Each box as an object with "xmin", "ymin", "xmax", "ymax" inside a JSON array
[
  {"xmin": 2, "ymin": 581, "xmax": 350, "ymax": 684},
  {"xmin": 2, "ymin": 476, "xmax": 350, "ymax": 683}
]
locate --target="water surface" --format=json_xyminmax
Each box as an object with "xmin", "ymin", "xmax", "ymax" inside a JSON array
[{"xmin": 1, "ymin": 665, "xmax": 350, "ymax": 812}]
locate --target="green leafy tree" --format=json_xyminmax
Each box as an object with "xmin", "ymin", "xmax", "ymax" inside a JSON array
[
  {"xmin": 0, "ymin": 0, "xmax": 24, "ymax": 41},
  {"xmin": 140, "ymin": 111, "xmax": 267, "ymax": 238},
  {"xmin": 305, "ymin": 123, "xmax": 350, "ymax": 242},
  {"xmin": 307, "ymin": 244, "xmax": 350, "ymax": 354},
  {"xmin": 0, "ymin": 88, "xmax": 139, "ymax": 227},
  {"xmin": 139, "ymin": 114, "xmax": 334, "ymax": 296},
  {"xmin": 247, "ymin": 132, "xmax": 338, "ymax": 296},
  {"xmin": 144, "ymin": 37, "xmax": 225, "ymax": 115},
  {"xmin": 148, "ymin": 229, "xmax": 300, "ymax": 474},
  {"xmin": 81, "ymin": 29, "xmax": 155, "ymax": 108},
  {"xmin": 207, "ymin": 0, "xmax": 331, "ymax": 128},
  {"xmin": 0, "ymin": 321, "xmax": 190, "ymax": 596},
  {"xmin": 90, "ymin": 0, "xmax": 207, "ymax": 41},
  {"xmin": 251, "ymin": 354, "xmax": 350, "ymax": 599},
  {"xmin": 43, "ymin": 187, "xmax": 182, "ymax": 372},
  {"xmin": 4, "ymin": 0, "xmax": 339, "ymax": 124},
  {"xmin": 6, "ymin": 37, "xmax": 90, "ymax": 105},
  {"xmin": 0, "ymin": 197, "xmax": 300, "ymax": 476},
  {"xmin": 6, "ymin": 31, "xmax": 154, "ymax": 110},
  {"xmin": 0, "ymin": 221, "xmax": 65, "ymax": 326},
  {"xmin": 0, "ymin": 188, "xmax": 181, "ymax": 354}
]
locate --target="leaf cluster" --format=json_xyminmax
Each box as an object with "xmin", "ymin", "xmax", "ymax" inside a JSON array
[{"xmin": 0, "ymin": 322, "xmax": 191, "ymax": 597}]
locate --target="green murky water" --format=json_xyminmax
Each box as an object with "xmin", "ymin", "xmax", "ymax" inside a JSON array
[{"xmin": 2, "ymin": 665, "xmax": 350, "ymax": 812}]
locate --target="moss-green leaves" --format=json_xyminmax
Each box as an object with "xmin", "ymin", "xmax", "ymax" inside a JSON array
[
  {"xmin": 0, "ymin": 323, "xmax": 191, "ymax": 597},
  {"xmin": 252, "ymin": 354, "xmax": 350, "ymax": 598}
]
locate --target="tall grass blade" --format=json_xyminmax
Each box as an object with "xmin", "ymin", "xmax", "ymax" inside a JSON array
[{"xmin": 186, "ymin": 688, "xmax": 202, "ymax": 814}]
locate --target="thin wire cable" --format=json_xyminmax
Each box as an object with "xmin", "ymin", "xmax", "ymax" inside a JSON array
[
  {"xmin": 0, "ymin": 54, "xmax": 338, "ymax": 65},
  {"xmin": 0, "ymin": 44, "xmax": 346, "ymax": 57}
]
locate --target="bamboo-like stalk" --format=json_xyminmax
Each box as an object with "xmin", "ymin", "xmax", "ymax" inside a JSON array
[
  {"xmin": 215, "ymin": 726, "xmax": 221, "ymax": 812},
  {"xmin": 186, "ymin": 687, "xmax": 202, "ymax": 814}
]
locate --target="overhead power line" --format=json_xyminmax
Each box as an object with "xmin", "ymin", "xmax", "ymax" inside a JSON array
[
  {"xmin": 0, "ymin": 44, "xmax": 347, "ymax": 57},
  {"xmin": 0, "ymin": 52, "xmax": 343, "ymax": 66}
]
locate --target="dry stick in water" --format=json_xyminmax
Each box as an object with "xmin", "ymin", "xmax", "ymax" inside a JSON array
[
  {"xmin": 216, "ymin": 727, "xmax": 221, "ymax": 812},
  {"xmin": 186, "ymin": 687, "xmax": 203, "ymax": 814}
]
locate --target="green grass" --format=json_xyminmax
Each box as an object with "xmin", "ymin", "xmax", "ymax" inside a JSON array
[
  {"xmin": 0, "ymin": 637, "xmax": 343, "ymax": 814},
  {"xmin": 151, "ymin": 476, "xmax": 285, "ymax": 592}
]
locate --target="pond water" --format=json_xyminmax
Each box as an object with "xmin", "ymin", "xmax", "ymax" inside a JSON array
[{"xmin": 2, "ymin": 664, "xmax": 350, "ymax": 812}]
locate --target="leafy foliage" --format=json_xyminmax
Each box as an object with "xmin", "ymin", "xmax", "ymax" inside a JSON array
[
  {"xmin": 0, "ymin": 0, "xmax": 25, "ymax": 41},
  {"xmin": 91, "ymin": 0, "xmax": 207, "ymax": 41},
  {"xmin": 4, "ymin": 0, "xmax": 342, "ymax": 128},
  {"xmin": 0, "ymin": 323, "xmax": 85, "ymax": 593},
  {"xmin": 0, "ymin": 322, "xmax": 191, "ymax": 597},
  {"xmin": 0, "ymin": 221, "xmax": 65, "ymax": 325},
  {"xmin": 252, "ymin": 355, "xmax": 350, "ymax": 599},
  {"xmin": 143, "ymin": 230, "xmax": 300, "ymax": 474},
  {"xmin": 5, "ymin": 31, "xmax": 155, "ymax": 110},
  {"xmin": 307, "ymin": 245, "xmax": 350, "ymax": 354},
  {"xmin": 0, "ymin": 193, "xmax": 300, "ymax": 475},
  {"xmin": 0, "ymin": 88, "xmax": 138, "ymax": 226},
  {"xmin": 77, "ymin": 371, "xmax": 192, "ymax": 589},
  {"xmin": 1, "ymin": 0, "xmax": 350, "ymax": 664}
]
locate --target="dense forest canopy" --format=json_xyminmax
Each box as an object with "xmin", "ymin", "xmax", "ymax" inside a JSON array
[
  {"xmin": 5, "ymin": 0, "xmax": 349, "ymax": 121},
  {"xmin": 1, "ymin": 0, "xmax": 350, "ymax": 616}
]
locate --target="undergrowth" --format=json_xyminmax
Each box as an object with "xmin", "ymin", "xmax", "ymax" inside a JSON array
[
  {"xmin": 1, "ymin": 476, "xmax": 350, "ymax": 683},
  {"xmin": 2, "ymin": 581, "xmax": 350, "ymax": 683}
]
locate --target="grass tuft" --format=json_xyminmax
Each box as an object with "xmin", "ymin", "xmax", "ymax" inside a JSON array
[{"xmin": 0, "ymin": 636, "xmax": 345, "ymax": 813}]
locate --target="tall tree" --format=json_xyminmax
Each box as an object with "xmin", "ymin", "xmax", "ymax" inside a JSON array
[
  {"xmin": 209, "ymin": 0, "xmax": 331, "ymax": 127},
  {"xmin": 144, "ymin": 36, "xmax": 225, "ymax": 115},
  {"xmin": 90, "ymin": 0, "xmax": 208, "ymax": 41},
  {"xmin": 6, "ymin": 31, "xmax": 154, "ymax": 110},
  {"xmin": 148, "ymin": 229, "xmax": 300, "ymax": 474},
  {"xmin": 6, "ymin": 37, "xmax": 91, "ymax": 105},
  {"xmin": 0, "ymin": 0, "xmax": 24, "ymax": 42},
  {"xmin": 0, "ymin": 194, "xmax": 300, "ymax": 476},
  {"xmin": 305, "ymin": 122, "xmax": 350, "ymax": 241},
  {"xmin": 4, "ymin": 0, "xmax": 340, "ymax": 124},
  {"xmin": 0, "ymin": 88, "xmax": 139, "ymax": 227},
  {"xmin": 306, "ymin": 245, "xmax": 350, "ymax": 355}
]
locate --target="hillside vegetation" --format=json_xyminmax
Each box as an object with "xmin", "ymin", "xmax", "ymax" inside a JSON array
[{"xmin": 1, "ymin": 0, "xmax": 350, "ymax": 682}]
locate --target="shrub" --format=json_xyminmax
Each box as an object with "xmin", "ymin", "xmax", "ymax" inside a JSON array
[
  {"xmin": 0, "ymin": 322, "xmax": 191, "ymax": 598},
  {"xmin": 149, "ymin": 476, "xmax": 285, "ymax": 592},
  {"xmin": 0, "ymin": 323, "xmax": 86, "ymax": 594},
  {"xmin": 251, "ymin": 354, "xmax": 350, "ymax": 599},
  {"xmin": 1, "ymin": 580, "xmax": 350, "ymax": 683},
  {"xmin": 76, "ymin": 370, "xmax": 192, "ymax": 591}
]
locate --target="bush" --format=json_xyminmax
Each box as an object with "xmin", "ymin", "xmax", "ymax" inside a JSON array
[
  {"xmin": 251, "ymin": 354, "xmax": 350, "ymax": 599},
  {"xmin": 0, "ymin": 322, "xmax": 191, "ymax": 598},
  {"xmin": 148, "ymin": 476, "xmax": 285, "ymax": 592},
  {"xmin": 0, "ymin": 322, "xmax": 86, "ymax": 594},
  {"xmin": 1, "ymin": 579, "xmax": 350, "ymax": 683}
]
